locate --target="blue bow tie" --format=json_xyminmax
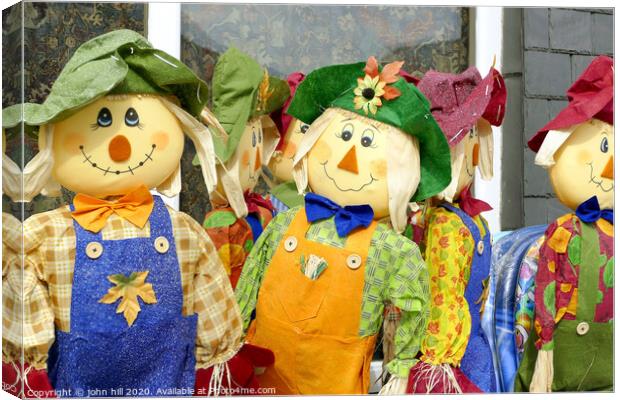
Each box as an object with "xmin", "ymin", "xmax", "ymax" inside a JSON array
[
  {"xmin": 304, "ymin": 193, "xmax": 374, "ymax": 237},
  {"xmin": 576, "ymin": 196, "xmax": 613, "ymax": 224}
]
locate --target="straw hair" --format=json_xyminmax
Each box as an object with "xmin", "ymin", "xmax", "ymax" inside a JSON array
[
  {"xmin": 292, "ymin": 107, "xmax": 421, "ymax": 232},
  {"xmin": 477, "ymin": 118, "xmax": 494, "ymax": 180}
]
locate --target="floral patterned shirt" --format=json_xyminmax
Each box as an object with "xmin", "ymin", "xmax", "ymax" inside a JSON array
[
  {"xmin": 418, "ymin": 205, "xmax": 488, "ymax": 366},
  {"xmin": 534, "ymin": 214, "xmax": 614, "ymax": 350}
]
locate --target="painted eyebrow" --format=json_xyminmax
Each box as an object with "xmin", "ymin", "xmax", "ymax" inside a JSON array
[{"xmin": 341, "ymin": 117, "xmax": 354, "ymax": 122}]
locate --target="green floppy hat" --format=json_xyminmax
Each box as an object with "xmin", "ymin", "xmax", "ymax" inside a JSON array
[
  {"xmin": 210, "ymin": 47, "xmax": 290, "ymax": 163},
  {"xmin": 287, "ymin": 57, "xmax": 451, "ymax": 202},
  {"xmin": 2, "ymin": 29, "xmax": 209, "ymax": 129}
]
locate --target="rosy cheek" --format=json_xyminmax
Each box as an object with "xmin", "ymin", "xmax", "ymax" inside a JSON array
[
  {"xmin": 578, "ymin": 149, "xmax": 592, "ymax": 165},
  {"xmin": 310, "ymin": 140, "xmax": 332, "ymax": 162},
  {"xmin": 151, "ymin": 131, "xmax": 170, "ymax": 151},
  {"xmin": 63, "ymin": 133, "xmax": 86, "ymax": 155},
  {"xmin": 370, "ymin": 159, "xmax": 388, "ymax": 179},
  {"xmin": 283, "ymin": 141, "xmax": 298, "ymax": 158},
  {"xmin": 241, "ymin": 150, "xmax": 250, "ymax": 166}
]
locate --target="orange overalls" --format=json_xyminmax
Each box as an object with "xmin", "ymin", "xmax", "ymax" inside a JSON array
[{"xmin": 247, "ymin": 208, "xmax": 378, "ymax": 394}]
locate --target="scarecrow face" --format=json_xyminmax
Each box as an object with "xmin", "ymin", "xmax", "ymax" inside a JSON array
[
  {"xmin": 229, "ymin": 118, "xmax": 264, "ymax": 193},
  {"xmin": 549, "ymin": 118, "xmax": 614, "ymax": 210},
  {"xmin": 269, "ymin": 118, "xmax": 310, "ymax": 182},
  {"xmin": 307, "ymin": 109, "xmax": 389, "ymax": 218},
  {"xmin": 453, "ymin": 128, "xmax": 479, "ymax": 198},
  {"xmin": 52, "ymin": 95, "xmax": 184, "ymax": 198}
]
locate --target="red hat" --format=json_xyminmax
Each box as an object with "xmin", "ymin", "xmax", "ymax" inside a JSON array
[
  {"xmin": 271, "ymin": 71, "xmax": 305, "ymax": 151},
  {"xmin": 417, "ymin": 66, "xmax": 506, "ymax": 146},
  {"xmin": 528, "ymin": 55, "xmax": 614, "ymax": 152},
  {"xmin": 399, "ymin": 69, "xmax": 420, "ymax": 86}
]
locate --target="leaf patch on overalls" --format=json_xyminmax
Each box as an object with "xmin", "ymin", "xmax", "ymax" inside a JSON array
[
  {"xmin": 299, "ymin": 254, "xmax": 328, "ymax": 280},
  {"xmin": 99, "ymin": 271, "xmax": 157, "ymax": 326}
]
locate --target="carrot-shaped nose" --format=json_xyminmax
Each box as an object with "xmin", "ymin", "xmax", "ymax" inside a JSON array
[
  {"xmin": 254, "ymin": 147, "xmax": 262, "ymax": 172},
  {"xmin": 109, "ymin": 135, "xmax": 131, "ymax": 162},
  {"xmin": 601, "ymin": 156, "xmax": 614, "ymax": 180},
  {"xmin": 337, "ymin": 145, "xmax": 359, "ymax": 174},
  {"xmin": 472, "ymin": 143, "xmax": 480, "ymax": 166}
]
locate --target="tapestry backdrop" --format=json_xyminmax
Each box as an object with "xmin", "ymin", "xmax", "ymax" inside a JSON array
[
  {"xmin": 2, "ymin": 2, "xmax": 147, "ymax": 218},
  {"xmin": 180, "ymin": 4, "xmax": 470, "ymax": 221}
]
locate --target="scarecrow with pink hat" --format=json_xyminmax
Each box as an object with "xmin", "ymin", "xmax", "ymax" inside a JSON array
[
  {"xmin": 405, "ymin": 64, "xmax": 506, "ymax": 393},
  {"xmin": 515, "ymin": 55, "xmax": 613, "ymax": 392}
]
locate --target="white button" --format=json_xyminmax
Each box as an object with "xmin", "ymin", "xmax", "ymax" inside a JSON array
[
  {"xmin": 576, "ymin": 321, "xmax": 590, "ymax": 336},
  {"xmin": 477, "ymin": 241, "xmax": 485, "ymax": 255},
  {"xmin": 346, "ymin": 254, "xmax": 362, "ymax": 270},
  {"xmin": 86, "ymin": 242, "xmax": 103, "ymax": 259},
  {"xmin": 154, "ymin": 236, "xmax": 170, "ymax": 254},
  {"xmin": 284, "ymin": 236, "xmax": 298, "ymax": 252}
]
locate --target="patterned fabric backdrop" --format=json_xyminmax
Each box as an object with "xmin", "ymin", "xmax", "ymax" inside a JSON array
[
  {"xmin": 2, "ymin": 2, "xmax": 147, "ymax": 218},
  {"xmin": 180, "ymin": 4, "xmax": 470, "ymax": 221}
]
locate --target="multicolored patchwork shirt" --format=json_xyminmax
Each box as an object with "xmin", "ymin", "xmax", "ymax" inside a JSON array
[
  {"xmin": 534, "ymin": 214, "xmax": 614, "ymax": 350},
  {"xmin": 235, "ymin": 206, "xmax": 430, "ymax": 378},
  {"xmin": 203, "ymin": 204, "xmax": 273, "ymax": 289}
]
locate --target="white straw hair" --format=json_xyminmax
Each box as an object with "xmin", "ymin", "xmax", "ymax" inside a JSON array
[
  {"xmin": 2, "ymin": 152, "xmax": 21, "ymax": 202},
  {"xmin": 21, "ymin": 124, "xmax": 62, "ymax": 201},
  {"xmin": 292, "ymin": 107, "xmax": 421, "ymax": 232},
  {"xmin": 477, "ymin": 119, "xmax": 494, "ymax": 180},
  {"xmin": 534, "ymin": 126, "xmax": 577, "ymax": 168},
  {"xmin": 434, "ymin": 139, "xmax": 464, "ymax": 203},
  {"xmin": 159, "ymin": 98, "xmax": 218, "ymax": 195}
]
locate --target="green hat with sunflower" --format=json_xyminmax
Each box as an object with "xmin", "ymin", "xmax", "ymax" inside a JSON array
[
  {"xmin": 287, "ymin": 56, "xmax": 451, "ymax": 201},
  {"xmin": 2, "ymin": 29, "xmax": 210, "ymax": 130}
]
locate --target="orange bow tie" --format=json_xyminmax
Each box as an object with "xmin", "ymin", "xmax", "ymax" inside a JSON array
[{"xmin": 72, "ymin": 185, "xmax": 154, "ymax": 233}]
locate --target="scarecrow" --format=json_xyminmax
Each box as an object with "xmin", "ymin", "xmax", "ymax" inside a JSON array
[
  {"xmin": 266, "ymin": 72, "xmax": 307, "ymax": 214},
  {"xmin": 198, "ymin": 48, "xmax": 289, "ymax": 289},
  {"xmin": 235, "ymin": 56, "xmax": 452, "ymax": 394},
  {"xmin": 515, "ymin": 55, "xmax": 613, "ymax": 392},
  {"xmin": 1, "ymin": 30, "xmax": 270, "ymax": 396},
  {"xmin": 405, "ymin": 65, "xmax": 506, "ymax": 393}
]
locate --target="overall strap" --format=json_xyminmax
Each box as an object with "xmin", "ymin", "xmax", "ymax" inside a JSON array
[
  {"xmin": 440, "ymin": 202, "xmax": 482, "ymax": 243},
  {"xmin": 576, "ymin": 221, "xmax": 602, "ymax": 322},
  {"xmin": 148, "ymin": 195, "xmax": 174, "ymax": 238}
]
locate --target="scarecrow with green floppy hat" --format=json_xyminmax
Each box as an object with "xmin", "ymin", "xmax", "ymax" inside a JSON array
[
  {"xmin": 235, "ymin": 56, "xmax": 451, "ymax": 394},
  {"xmin": 1, "ymin": 29, "xmax": 272, "ymax": 396},
  {"xmin": 196, "ymin": 47, "xmax": 289, "ymax": 289}
]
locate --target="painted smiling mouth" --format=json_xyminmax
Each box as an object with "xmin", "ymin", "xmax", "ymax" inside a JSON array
[
  {"xmin": 321, "ymin": 161, "xmax": 377, "ymax": 192},
  {"xmin": 587, "ymin": 162, "xmax": 614, "ymax": 192},
  {"xmin": 80, "ymin": 144, "xmax": 156, "ymax": 176}
]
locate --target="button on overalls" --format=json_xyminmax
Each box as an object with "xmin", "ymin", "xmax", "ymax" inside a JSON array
[
  {"xmin": 48, "ymin": 196, "xmax": 197, "ymax": 396},
  {"xmin": 440, "ymin": 203, "xmax": 497, "ymax": 392},
  {"xmin": 247, "ymin": 208, "xmax": 378, "ymax": 394}
]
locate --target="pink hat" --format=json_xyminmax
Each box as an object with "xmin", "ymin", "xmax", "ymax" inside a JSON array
[
  {"xmin": 417, "ymin": 66, "xmax": 506, "ymax": 146},
  {"xmin": 271, "ymin": 72, "xmax": 305, "ymax": 151},
  {"xmin": 528, "ymin": 55, "xmax": 613, "ymax": 152}
]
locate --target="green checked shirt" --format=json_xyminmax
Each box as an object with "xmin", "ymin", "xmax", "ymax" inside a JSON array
[{"xmin": 235, "ymin": 206, "xmax": 430, "ymax": 378}]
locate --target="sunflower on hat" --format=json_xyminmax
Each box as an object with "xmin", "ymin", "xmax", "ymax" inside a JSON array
[{"xmin": 353, "ymin": 57, "xmax": 404, "ymax": 115}]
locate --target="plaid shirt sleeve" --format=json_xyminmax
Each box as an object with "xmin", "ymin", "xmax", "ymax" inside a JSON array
[
  {"xmin": 382, "ymin": 229, "xmax": 430, "ymax": 378},
  {"xmin": 169, "ymin": 210, "xmax": 244, "ymax": 368}
]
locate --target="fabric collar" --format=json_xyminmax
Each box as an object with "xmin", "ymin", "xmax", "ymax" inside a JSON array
[
  {"xmin": 576, "ymin": 195, "xmax": 613, "ymax": 224},
  {"xmin": 71, "ymin": 184, "xmax": 154, "ymax": 233},
  {"xmin": 304, "ymin": 193, "xmax": 374, "ymax": 238}
]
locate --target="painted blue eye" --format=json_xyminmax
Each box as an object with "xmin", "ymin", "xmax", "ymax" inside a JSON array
[
  {"xmin": 97, "ymin": 107, "xmax": 112, "ymax": 127},
  {"xmin": 300, "ymin": 124, "xmax": 309, "ymax": 134},
  {"xmin": 600, "ymin": 137, "xmax": 609, "ymax": 153},
  {"xmin": 252, "ymin": 131, "xmax": 257, "ymax": 147},
  {"xmin": 124, "ymin": 108, "xmax": 139, "ymax": 127}
]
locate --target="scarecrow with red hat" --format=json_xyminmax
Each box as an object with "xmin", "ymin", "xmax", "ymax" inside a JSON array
[
  {"xmin": 198, "ymin": 48, "xmax": 289, "ymax": 289},
  {"xmin": 266, "ymin": 72, "xmax": 308, "ymax": 214},
  {"xmin": 515, "ymin": 55, "xmax": 613, "ymax": 392},
  {"xmin": 405, "ymin": 64, "xmax": 506, "ymax": 393},
  {"xmin": 235, "ymin": 56, "xmax": 452, "ymax": 394}
]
